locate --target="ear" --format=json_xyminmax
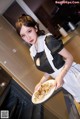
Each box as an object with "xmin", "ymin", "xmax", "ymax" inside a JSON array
[{"xmin": 35, "ymin": 25, "xmax": 38, "ymax": 32}]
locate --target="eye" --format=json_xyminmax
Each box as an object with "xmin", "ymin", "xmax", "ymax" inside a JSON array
[{"xmin": 28, "ymin": 29, "xmax": 32, "ymax": 33}]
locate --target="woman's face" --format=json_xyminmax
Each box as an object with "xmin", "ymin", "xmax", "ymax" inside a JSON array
[{"xmin": 20, "ymin": 25, "xmax": 38, "ymax": 45}]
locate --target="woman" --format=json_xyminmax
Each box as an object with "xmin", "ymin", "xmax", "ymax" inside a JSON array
[{"xmin": 15, "ymin": 14, "xmax": 80, "ymax": 102}]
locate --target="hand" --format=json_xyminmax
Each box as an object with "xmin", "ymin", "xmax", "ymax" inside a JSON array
[
  {"xmin": 34, "ymin": 82, "xmax": 41, "ymax": 92},
  {"xmin": 34, "ymin": 74, "xmax": 49, "ymax": 92},
  {"xmin": 55, "ymin": 76, "xmax": 64, "ymax": 89}
]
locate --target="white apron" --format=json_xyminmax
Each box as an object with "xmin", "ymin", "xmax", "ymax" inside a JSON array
[{"xmin": 50, "ymin": 63, "xmax": 80, "ymax": 102}]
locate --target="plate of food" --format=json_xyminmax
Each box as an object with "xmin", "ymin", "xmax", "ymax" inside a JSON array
[{"xmin": 31, "ymin": 79, "xmax": 56, "ymax": 104}]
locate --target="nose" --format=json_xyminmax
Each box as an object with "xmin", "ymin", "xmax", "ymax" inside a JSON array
[{"xmin": 26, "ymin": 34, "xmax": 31, "ymax": 41}]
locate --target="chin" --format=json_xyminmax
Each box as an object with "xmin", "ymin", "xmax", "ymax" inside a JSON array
[{"xmin": 32, "ymin": 41, "xmax": 36, "ymax": 44}]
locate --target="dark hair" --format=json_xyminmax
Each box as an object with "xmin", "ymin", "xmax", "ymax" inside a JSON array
[{"xmin": 15, "ymin": 14, "xmax": 45, "ymax": 36}]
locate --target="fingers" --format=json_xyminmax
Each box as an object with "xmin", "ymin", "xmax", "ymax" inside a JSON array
[
  {"xmin": 53, "ymin": 79, "xmax": 64, "ymax": 90},
  {"xmin": 56, "ymin": 80, "xmax": 64, "ymax": 89},
  {"xmin": 34, "ymin": 83, "xmax": 41, "ymax": 92}
]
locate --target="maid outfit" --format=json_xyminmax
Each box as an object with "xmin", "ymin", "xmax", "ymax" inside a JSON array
[{"xmin": 30, "ymin": 33, "xmax": 80, "ymax": 102}]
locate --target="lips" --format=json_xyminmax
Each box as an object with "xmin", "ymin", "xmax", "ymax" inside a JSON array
[{"xmin": 30, "ymin": 39, "xmax": 34, "ymax": 43}]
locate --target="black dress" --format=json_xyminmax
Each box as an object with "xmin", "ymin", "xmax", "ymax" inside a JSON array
[{"xmin": 33, "ymin": 35, "xmax": 65, "ymax": 74}]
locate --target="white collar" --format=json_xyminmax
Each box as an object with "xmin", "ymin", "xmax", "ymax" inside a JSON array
[
  {"xmin": 29, "ymin": 35, "xmax": 45, "ymax": 57},
  {"xmin": 29, "ymin": 33, "xmax": 52, "ymax": 58}
]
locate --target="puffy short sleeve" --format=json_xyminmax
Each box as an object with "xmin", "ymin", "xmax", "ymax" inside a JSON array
[{"xmin": 45, "ymin": 35, "xmax": 64, "ymax": 54}]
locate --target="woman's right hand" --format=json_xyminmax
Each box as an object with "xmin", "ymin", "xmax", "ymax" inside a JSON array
[
  {"xmin": 34, "ymin": 73, "xmax": 50, "ymax": 92},
  {"xmin": 55, "ymin": 76, "xmax": 64, "ymax": 89},
  {"xmin": 34, "ymin": 82, "xmax": 41, "ymax": 92}
]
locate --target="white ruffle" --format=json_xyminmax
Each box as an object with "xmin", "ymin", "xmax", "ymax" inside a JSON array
[
  {"xmin": 29, "ymin": 33, "xmax": 52, "ymax": 59},
  {"xmin": 44, "ymin": 40, "xmax": 58, "ymax": 71},
  {"xmin": 30, "ymin": 45, "xmax": 37, "ymax": 58}
]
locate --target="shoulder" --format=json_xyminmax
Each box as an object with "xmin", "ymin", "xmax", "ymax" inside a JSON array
[
  {"xmin": 44, "ymin": 34, "xmax": 64, "ymax": 52},
  {"xmin": 45, "ymin": 34, "xmax": 55, "ymax": 44}
]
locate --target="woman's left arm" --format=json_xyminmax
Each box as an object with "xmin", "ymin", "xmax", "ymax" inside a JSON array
[{"xmin": 55, "ymin": 48, "xmax": 73, "ymax": 88}]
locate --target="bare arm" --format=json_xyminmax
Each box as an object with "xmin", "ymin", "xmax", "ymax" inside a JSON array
[
  {"xmin": 58, "ymin": 48, "xmax": 73, "ymax": 78},
  {"xmin": 55, "ymin": 48, "xmax": 73, "ymax": 88},
  {"xmin": 34, "ymin": 73, "xmax": 50, "ymax": 91},
  {"xmin": 39, "ymin": 73, "xmax": 50, "ymax": 84}
]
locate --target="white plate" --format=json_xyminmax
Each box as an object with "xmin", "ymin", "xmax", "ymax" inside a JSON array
[{"xmin": 31, "ymin": 79, "xmax": 56, "ymax": 104}]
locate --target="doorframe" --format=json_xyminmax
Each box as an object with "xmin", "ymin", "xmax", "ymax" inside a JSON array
[{"xmin": 16, "ymin": 0, "xmax": 49, "ymax": 33}]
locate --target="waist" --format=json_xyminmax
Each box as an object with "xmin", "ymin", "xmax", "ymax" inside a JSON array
[{"xmin": 50, "ymin": 62, "xmax": 76, "ymax": 78}]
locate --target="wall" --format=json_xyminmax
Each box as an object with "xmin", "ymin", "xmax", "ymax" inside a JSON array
[
  {"xmin": 0, "ymin": 0, "xmax": 15, "ymax": 14},
  {"xmin": 23, "ymin": 0, "xmax": 46, "ymax": 12},
  {"xmin": 2, "ymin": 0, "xmax": 48, "ymax": 33}
]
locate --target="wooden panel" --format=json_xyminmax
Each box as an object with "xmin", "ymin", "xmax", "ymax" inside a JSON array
[
  {"xmin": 74, "ymin": 100, "xmax": 80, "ymax": 115},
  {"xmin": 44, "ymin": 91, "xmax": 69, "ymax": 119},
  {"xmin": 43, "ymin": 107, "xmax": 59, "ymax": 119},
  {"xmin": 65, "ymin": 35, "xmax": 80, "ymax": 63}
]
